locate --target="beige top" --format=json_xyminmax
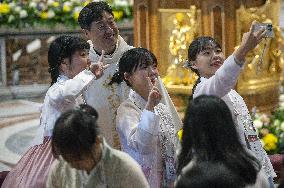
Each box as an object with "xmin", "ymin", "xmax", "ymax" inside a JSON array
[{"xmin": 46, "ymin": 139, "xmax": 149, "ymax": 188}]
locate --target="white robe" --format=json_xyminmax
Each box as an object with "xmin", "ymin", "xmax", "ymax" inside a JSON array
[
  {"xmin": 116, "ymin": 89, "xmax": 179, "ymax": 188},
  {"xmin": 193, "ymin": 55, "xmax": 276, "ymax": 178},
  {"xmin": 34, "ymin": 70, "xmax": 96, "ymax": 145},
  {"xmin": 85, "ymin": 36, "xmax": 182, "ymax": 148}
]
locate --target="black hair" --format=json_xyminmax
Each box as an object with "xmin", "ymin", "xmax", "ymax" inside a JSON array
[
  {"xmin": 187, "ymin": 36, "xmax": 221, "ymax": 95},
  {"xmin": 109, "ymin": 47, "xmax": 158, "ymax": 86},
  {"xmin": 48, "ymin": 35, "xmax": 90, "ymax": 85},
  {"xmin": 51, "ymin": 104, "xmax": 99, "ymax": 160},
  {"xmin": 177, "ymin": 95, "xmax": 260, "ymax": 185},
  {"xmin": 78, "ymin": 1, "xmax": 113, "ymax": 30},
  {"xmin": 176, "ymin": 161, "xmax": 244, "ymax": 188}
]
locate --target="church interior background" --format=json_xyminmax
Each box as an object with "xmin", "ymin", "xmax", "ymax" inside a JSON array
[{"xmin": 0, "ymin": 0, "xmax": 284, "ymax": 182}]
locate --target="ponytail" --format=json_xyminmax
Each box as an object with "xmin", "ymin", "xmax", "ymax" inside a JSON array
[
  {"xmin": 48, "ymin": 66, "xmax": 60, "ymax": 86},
  {"xmin": 109, "ymin": 71, "xmax": 124, "ymax": 85},
  {"xmin": 188, "ymin": 76, "xmax": 200, "ymax": 103}
]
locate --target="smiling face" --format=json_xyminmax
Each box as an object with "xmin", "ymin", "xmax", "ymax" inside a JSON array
[
  {"xmin": 61, "ymin": 49, "xmax": 90, "ymax": 79},
  {"xmin": 191, "ymin": 45, "xmax": 225, "ymax": 78},
  {"xmin": 84, "ymin": 11, "xmax": 118, "ymax": 55},
  {"xmin": 125, "ymin": 61, "xmax": 159, "ymax": 100}
]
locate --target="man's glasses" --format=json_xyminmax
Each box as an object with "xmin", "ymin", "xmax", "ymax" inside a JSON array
[
  {"xmin": 97, "ymin": 24, "xmax": 113, "ymax": 31},
  {"xmin": 95, "ymin": 19, "xmax": 116, "ymax": 31}
]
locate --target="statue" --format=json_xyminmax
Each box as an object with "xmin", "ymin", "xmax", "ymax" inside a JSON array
[
  {"xmin": 162, "ymin": 6, "xmax": 198, "ymax": 87},
  {"xmin": 236, "ymin": 0, "xmax": 284, "ymax": 112}
]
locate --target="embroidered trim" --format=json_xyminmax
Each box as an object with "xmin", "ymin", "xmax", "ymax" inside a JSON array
[
  {"xmin": 228, "ymin": 91, "xmax": 276, "ymax": 178},
  {"xmin": 129, "ymin": 89, "xmax": 178, "ymax": 186}
]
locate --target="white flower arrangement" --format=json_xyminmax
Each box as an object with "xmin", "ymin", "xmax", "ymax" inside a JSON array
[{"xmin": 0, "ymin": 0, "xmax": 133, "ymax": 29}]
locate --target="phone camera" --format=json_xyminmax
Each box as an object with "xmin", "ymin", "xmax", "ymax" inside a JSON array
[{"xmin": 267, "ymin": 24, "xmax": 272, "ymax": 31}]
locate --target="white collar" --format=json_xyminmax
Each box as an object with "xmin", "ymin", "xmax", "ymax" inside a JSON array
[
  {"xmin": 129, "ymin": 89, "xmax": 147, "ymax": 110},
  {"xmin": 89, "ymin": 35, "xmax": 127, "ymax": 60}
]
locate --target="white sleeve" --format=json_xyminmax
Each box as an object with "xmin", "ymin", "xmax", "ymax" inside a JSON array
[
  {"xmin": 193, "ymin": 55, "xmax": 243, "ymax": 98},
  {"xmin": 116, "ymin": 104, "xmax": 160, "ymax": 154},
  {"xmin": 48, "ymin": 70, "xmax": 96, "ymax": 110}
]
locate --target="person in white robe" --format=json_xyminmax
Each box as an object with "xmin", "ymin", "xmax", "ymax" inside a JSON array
[
  {"xmin": 186, "ymin": 21, "xmax": 276, "ymax": 186},
  {"xmin": 78, "ymin": 1, "xmax": 182, "ymax": 148},
  {"xmin": 113, "ymin": 48, "xmax": 179, "ymax": 188},
  {"xmin": 2, "ymin": 36, "xmax": 107, "ymax": 188}
]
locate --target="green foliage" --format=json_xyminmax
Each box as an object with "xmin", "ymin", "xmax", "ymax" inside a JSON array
[{"xmin": 0, "ymin": 0, "xmax": 132, "ymax": 29}]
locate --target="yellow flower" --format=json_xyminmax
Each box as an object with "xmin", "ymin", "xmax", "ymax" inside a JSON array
[
  {"xmin": 178, "ymin": 129, "xmax": 183, "ymax": 141},
  {"xmin": 83, "ymin": 1, "xmax": 91, "ymax": 7},
  {"xmin": 113, "ymin": 10, "xmax": 124, "ymax": 20},
  {"xmin": 0, "ymin": 3, "xmax": 10, "ymax": 14},
  {"xmin": 40, "ymin": 11, "xmax": 49, "ymax": 19},
  {"xmin": 52, "ymin": 2, "xmax": 59, "ymax": 7},
  {"xmin": 63, "ymin": 4, "xmax": 71, "ymax": 12},
  {"xmin": 73, "ymin": 12, "xmax": 79, "ymax": 21},
  {"xmin": 262, "ymin": 133, "xmax": 278, "ymax": 151}
]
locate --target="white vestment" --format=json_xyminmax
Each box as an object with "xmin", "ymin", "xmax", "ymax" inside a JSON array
[
  {"xmin": 85, "ymin": 36, "xmax": 182, "ymax": 148},
  {"xmin": 116, "ymin": 89, "xmax": 179, "ymax": 188},
  {"xmin": 193, "ymin": 55, "xmax": 276, "ymax": 178}
]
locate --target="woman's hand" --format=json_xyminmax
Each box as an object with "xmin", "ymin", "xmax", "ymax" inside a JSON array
[
  {"xmin": 145, "ymin": 77, "xmax": 161, "ymax": 112},
  {"xmin": 89, "ymin": 50, "xmax": 110, "ymax": 79},
  {"xmin": 234, "ymin": 21, "xmax": 267, "ymax": 63}
]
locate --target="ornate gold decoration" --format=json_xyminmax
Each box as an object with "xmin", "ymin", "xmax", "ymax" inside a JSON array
[
  {"xmin": 236, "ymin": 0, "xmax": 284, "ymax": 112},
  {"xmin": 102, "ymin": 74, "xmax": 121, "ymax": 149},
  {"xmin": 161, "ymin": 6, "xmax": 199, "ymax": 90}
]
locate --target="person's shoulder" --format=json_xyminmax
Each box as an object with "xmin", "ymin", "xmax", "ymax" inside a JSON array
[
  {"xmin": 46, "ymin": 78, "xmax": 68, "ymax": 95},
  {"xmin": 102, "ymin": 143, "xmax": 149, "ymax": 187},
  {"xmin": 245, "ymin": 170, "xmax": 269, "ymax": 188},
  {"xmin": 50, "ymin": 158, "xmax": 70, "ymax": 172},
  {"xmin": 48, "ymin": 159, "xmax": 65, "ymax": 180},
  {"xmin": 46, "ymin": 82, "xmax": 60, "ymax": 93},
  {"xmin": 117, "ymin": 98, "xmax": 135, "ymax": 112},
  {"xmin": 108, "ymin": 148, "xmax": 147, "ymax": 176}
]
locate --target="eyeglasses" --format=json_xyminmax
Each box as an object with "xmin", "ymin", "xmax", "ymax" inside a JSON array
[
  {"xmin": 95, "ymin": 20, "xmax": 116, "ymax": 31},
  {"xmin": 97, "ymin": 24, "xmax": 113, "ymax": 31}
]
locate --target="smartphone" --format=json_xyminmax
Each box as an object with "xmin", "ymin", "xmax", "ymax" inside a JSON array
[{"xmin": 253, "ymin": 23, "xmax": 274, "ymax": 38}]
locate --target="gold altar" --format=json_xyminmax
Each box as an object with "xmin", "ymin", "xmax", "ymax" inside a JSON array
[{"xmin": 133, "ymin": 0, "xmax": 284, "ymax": 114}]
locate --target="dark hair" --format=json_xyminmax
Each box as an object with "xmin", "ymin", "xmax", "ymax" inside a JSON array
[
  {"xmin": 109, "ymin": 47, "xmax": 158, "ymax": 86},
  {"xmin": 51, "ymin": 104, "xmax": 99, "ymax": 160},
  {"xmin": 177, "ymin": 95, "xmax": 260, "ymax": 185},
  {"xmin": 78, "ymin": 1, "xmax": 113, "ymax": 30},
  {"xmin": 48, "ymin": 35, "xmax": 90, "ymax": 85},
  {"xmin": 176, "ymin": 161, "xmax": 244, "ymax": 188},
  {"xmin": 187, "ymin": 36, "xmax": 221, "ymax": 95}
]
